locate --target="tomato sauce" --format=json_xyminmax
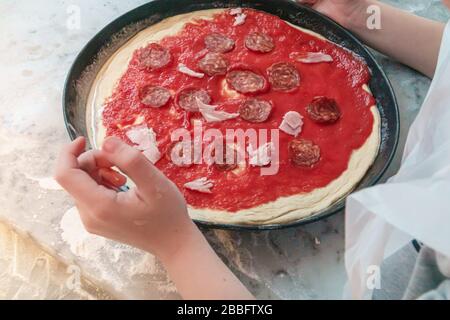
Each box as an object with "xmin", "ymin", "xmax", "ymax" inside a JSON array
[{"xmin": 102, "ymin": 9, "xmax": 375, "ymax": 212}]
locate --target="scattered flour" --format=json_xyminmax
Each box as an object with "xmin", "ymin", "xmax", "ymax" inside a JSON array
[
  {"xmin": 59, "ymin": 207, "xmax": 178, "ymax": 298},
  {"xmin": 26, "ymin": 175, "xmax": 63, "ymax": 191}
]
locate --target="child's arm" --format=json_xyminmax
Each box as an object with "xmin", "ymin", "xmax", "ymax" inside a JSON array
[
  {"xmin": 299, "ymin": 0, "xmax": 446, "ymax": 78},
  {"xmin": 55, "ymin": 137, "xmax": 254, "ymax": 300}
]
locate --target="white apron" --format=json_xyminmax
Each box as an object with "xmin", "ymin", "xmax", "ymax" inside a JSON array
[{"xmin": 345, "ymin": 21, "xmax": 450, "ymax": 299}]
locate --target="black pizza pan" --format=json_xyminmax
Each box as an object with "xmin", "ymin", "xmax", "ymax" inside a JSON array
[{"xmin": 63, "ymin": 0, "xmax": 400, "ymax": 230}]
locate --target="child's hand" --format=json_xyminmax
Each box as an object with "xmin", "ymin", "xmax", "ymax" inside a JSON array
[
  {"xmin": 297, "ymin": 0, "xmax": 367, "ymax": 28},
  {"xmin": 55, "ymin": 136, "xmax": 195, "ymax": 261},
  {"xmin": 55, "ymin": 136, "xmax": 254, "ymax": 299}
]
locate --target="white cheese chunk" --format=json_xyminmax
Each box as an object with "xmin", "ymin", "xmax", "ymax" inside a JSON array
[
  {"xmin": 177, "ymin": 64, "xmax": 205, "ymax": 78},
  {"xmin": 126, "ymin": 125, "xmax": 161, "ymax": 164},
  {"xmin": 126, "ymin": 126, "xmax": 156, "ymax": 151},
  {"xmin": 247, "ymin": 142, "xmax": 273, "ymax": 167},
  {"xmin": 290, "ymin": 52, "xmax": 333, "ymax": 63},
  {"xmin": 279, "ymin": 111, "xmax": 303, "ymax": 137},
  {"xmin": 229, "ymin": 8, "xmax": 242, "ymax": 15},
  {"xmin": 233, "ymin": 13, "xmax": 247, "ymax": 26},
  {"xmin": 142, "ymin": 147, "xmax": 162, "ymax": 164},
  {"xmin": 184, "ymin": 177, "xmax": 214, "ymax": 193},
  {"xmin": 197, "ymin": 99, "xmax": 239, "ymax": 123}
]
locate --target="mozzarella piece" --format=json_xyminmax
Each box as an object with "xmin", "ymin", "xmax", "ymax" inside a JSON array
[
  {"xmin": 197, "ymin": 99, "xmax": 239, "ymax": 123},
  {"xmin": 126, "ymin": 125, "xmax": 162, "ymax": 164},
  {"xmin": 126, "ymin": 125, "xmax": 156, "ymax": 151},
  {"xmin": 279, "ymin": 111, "xmax": 303, "ymax": 137},
  {"xmin": 290, "ymin": 52, "xmax": 333, "ymax": 63},
  {"xmin": 184, "ymin": 177, "xmax": 214, "ymax": 193},
  {"xmin": 142, "ymin": 147, "xmax": 162, "ymax": 164},
  {"xmin": 247, "ymin": 142, "xmax": 273, "ymax": 167},
  {"xmin": 229, "ymin": 8, "xmax": 242, "ymax": 15},
  {"xmin": 233, "ymin": 13, "xmax": 247, "ymax": 26},
  {"xmin": 194, "ymin": 48, "xmax": 208, "ymax": 59},
  {"xmin": 283, "ymin": 111, "xmax": 303, "ymax": 129},
  {"xmin": 177, "ymin": 64, "xmax": 205, "ymax": 78}
]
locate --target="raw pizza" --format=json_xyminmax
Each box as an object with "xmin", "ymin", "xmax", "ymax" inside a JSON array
[{"xmin": 87, "ymin": 8, "xmax": 380, "ymax": 225}]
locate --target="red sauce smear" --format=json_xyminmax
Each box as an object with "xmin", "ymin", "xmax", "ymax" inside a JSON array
[{"xmin": 102, "ymin": 9, "xmax": 375, "ymax": 212}]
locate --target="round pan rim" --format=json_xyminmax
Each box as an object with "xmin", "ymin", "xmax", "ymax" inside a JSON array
[{"xmin": 62, "ymin": 0, "xmax": 400, "ymax": 231}]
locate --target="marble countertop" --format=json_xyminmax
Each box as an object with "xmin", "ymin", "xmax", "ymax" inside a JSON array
[{"xmin": 0, "ymin": 0, "xmax": 448, "ymax": 299}]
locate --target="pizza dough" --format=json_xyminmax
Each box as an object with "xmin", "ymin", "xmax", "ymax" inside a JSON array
[{"xmin": 86, "ymin": 9, "xmax": 381, "ymax": 225}]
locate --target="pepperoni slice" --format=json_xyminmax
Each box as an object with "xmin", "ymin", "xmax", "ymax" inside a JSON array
[
  {"xmin": 204, "ymin": 33, "xmax": 235, "ymax": 53},
  {"xmin": 139, "ymin": 86, "xmax": 171, "ymax": 108},
  {"xmin": 239, "ymin": 99, "xmax": 273, "ymax": 123},
  {"xmin": 306, "ymin": 97, "xmax": 341, "ymax": 123},
  {"xmin": 226, "ymin": 70, "xmax": 266, "ymax": 94},
  {"xmin": 165, "ymin": 141, "xmax": 195, "ymax": 167},
  {"xmin": 245, "ymin": 32, "xmax": 275, "ymax": 53},
  {"xmin": 176, "ymin": 88, "xmax": 211, "ymax": 112},
  {"xmin": 137, "ymin": 43, "xmax": 171, "ymax": 70},
  {"xmin": 198, "ymin": 53, "xmax": 229, "ymax": 76},
  {"xmin": 288, "ymin": 139, "xmax": 321, "ymax": 167},
  {"xmin": 267, "ymin": 62, "xmax": 300, "ymax": 92}
]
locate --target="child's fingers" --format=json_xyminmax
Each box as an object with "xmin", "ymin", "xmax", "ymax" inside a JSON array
[
  {"xmin": 98, "ymin": 167, "xmax": 127, "ymax": 188},
  {"xmin": 55, "ymin": 137, "xmax": 117, "ymax": 205},
  {"xmin": 78, "ymin": 149, "xmax": 115, "ymax": 173},
  {"xmin": 101, "ymin": 137, "xmax": 162, "ymax": 195},
  {"xmin": 56, "ymin": 136, "xmax": 86, "ymax": 170},
  {"xmin": 78, "ymin": 150, "xmax": 126, "ymax": 187}
]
